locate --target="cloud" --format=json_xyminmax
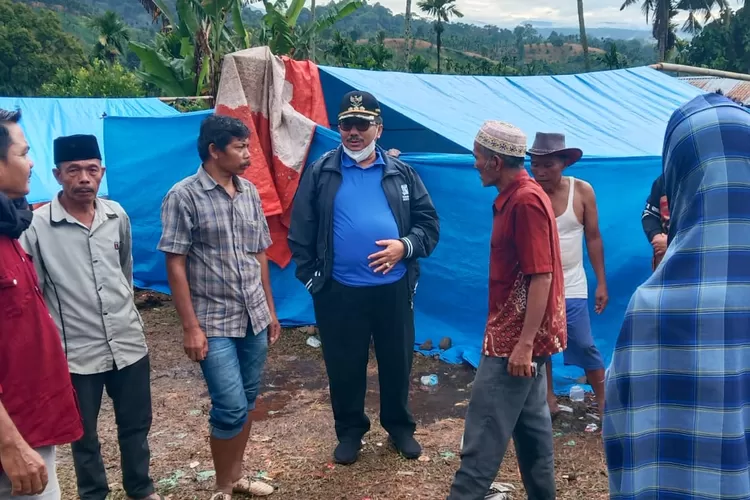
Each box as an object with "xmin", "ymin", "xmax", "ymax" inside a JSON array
[{"xmin": 343, "ymin": 0, "xmax": 658, "ymax": 28}]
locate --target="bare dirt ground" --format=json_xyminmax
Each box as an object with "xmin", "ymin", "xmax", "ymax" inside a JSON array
[{"xmin": 56, "ymin": 293, "xmax": 609, "ymax": 499}]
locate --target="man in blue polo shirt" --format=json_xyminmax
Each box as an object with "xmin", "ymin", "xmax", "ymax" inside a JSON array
[{"xmin": 289, "ymin": 91, "xmax": 440, "ymax": 465}]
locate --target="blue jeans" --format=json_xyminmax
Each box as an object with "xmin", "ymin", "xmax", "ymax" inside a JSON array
[{"xmin": 199, "ymin": 327, "xmax": 268, "ymax": 440}]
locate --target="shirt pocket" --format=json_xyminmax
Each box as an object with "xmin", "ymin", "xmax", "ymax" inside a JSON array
[
  {"xmin": 239, "ymin": 219, "xmax": 264, "ymax": 254},
  {"xmin": 0, "ymin": 264, "xmax": 31, "ymax": 319}
]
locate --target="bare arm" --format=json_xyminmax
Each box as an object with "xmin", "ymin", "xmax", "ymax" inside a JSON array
[
  {"xmin": 165, "ymin": 253, "xmax": 200, "ymax": 332},
  {"xmin": 0, "ymin": 400, "xmax": 47, "ymax": 495},
  {"xmin": 255, "ymin": 251, "xmax": 277, "ymax": 318},
  {"xmin": 580, "ymin": 182, "xmax": 606, "ymax": 287},
  {"xmin": 256, "ymin": 251, "xmax": 281, "ymax": 344},
  {"xmin": 517, "ymin": 273, "xmax": 553, "ymax": 348},
  {"xmin": 0, "ymin": 400, "xmax": 23, "ymax": 450}
]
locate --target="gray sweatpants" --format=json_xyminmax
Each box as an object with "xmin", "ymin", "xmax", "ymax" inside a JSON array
[
  {"xmin": 0, "ymin": 446, "xmax": 59, "ymax": 500},
  {"xmin": 447, "ymin": 356, "xmax": 556, "ymax": 500}
]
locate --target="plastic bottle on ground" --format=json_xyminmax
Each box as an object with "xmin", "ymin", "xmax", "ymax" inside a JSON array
[
  {"xmin": 420, "ymin": 374, "xmax": 438, "ymax": 386},
  {"xmin": 569, "ymin": 385, "xmax": 585, "ymax": 402}
]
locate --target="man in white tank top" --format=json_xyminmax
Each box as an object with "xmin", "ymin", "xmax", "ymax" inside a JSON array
[{"xmin": 528, "ymin": 133, "xmax": 608, "ymax": 418}]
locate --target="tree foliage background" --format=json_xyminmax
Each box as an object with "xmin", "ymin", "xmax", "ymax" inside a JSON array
[
  {"xmin": 0, "ymin": 0, "xmax": 88, "ymax": 96},
  {"xmin": 2, "ymin": 0, "xmax": 748, "ymax": 101}
]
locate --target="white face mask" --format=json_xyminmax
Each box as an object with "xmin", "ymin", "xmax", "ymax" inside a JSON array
[{"xmin": 343, "ymin": 140, "xmax": 377, "ymax": 164}]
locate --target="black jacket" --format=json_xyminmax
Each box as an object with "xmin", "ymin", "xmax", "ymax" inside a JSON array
[
  {"xmin": 288, "ymin": 145, "xmax": 440, "ymax": 295},
  {"xmin": 642, "ymin": 174, "xmax": 666, "ymax": 243}
]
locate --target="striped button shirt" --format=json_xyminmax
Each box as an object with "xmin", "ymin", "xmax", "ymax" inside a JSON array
[
  {"xmin": 157, "ymin": 166, "xmax": 272, "ymax": 338},
  {"xmin": 20, "ymin": 196, "xmax": 148, "ymax": 375}
]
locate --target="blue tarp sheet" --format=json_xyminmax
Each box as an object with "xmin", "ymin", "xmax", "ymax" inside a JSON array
[
  {"xmin": 0, "ymin": 97, "xmax": 178, "ymax": 204},
  {"xmin": 318, "ymin": 66, "xmax": 704, "ymax": 156},
  {"xmin": 104, "ymin": 106, "xmax": 670, "ymax": 393}
]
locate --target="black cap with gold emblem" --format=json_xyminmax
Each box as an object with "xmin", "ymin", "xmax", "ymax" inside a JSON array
[{"xmin": 338, "ymin": 90, "xmax": 381, "ymax": 122}]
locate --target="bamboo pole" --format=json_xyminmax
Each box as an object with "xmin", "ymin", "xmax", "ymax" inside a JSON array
[
  {"xmin": 157, "ymin": 96, "xmax": 215, "ymax": 103},
  {"xmin": 649, "ymin": 63, "xmax": 750, "ymax": 82}
]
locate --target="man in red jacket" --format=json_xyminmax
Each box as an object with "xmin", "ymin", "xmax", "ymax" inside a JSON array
[{"xmin": 0, "ymin": 108, "xmax": 83, "ymax": 498}]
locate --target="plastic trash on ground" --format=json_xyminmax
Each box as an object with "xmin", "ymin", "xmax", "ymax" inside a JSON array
[
  {"xmin": 306, "ymin": 336, "xmax": 322, "ymax": 348},
  {"xmin": 486, "ymin": 482, "xmax": 515, "ymax": 499},
  {"xmin": 569, "ymin": 385, "xmax": 585, "ymax": 402},
  {"xmin": 420, "ymin": 374, "xmax": 438, "ymax": 386}
]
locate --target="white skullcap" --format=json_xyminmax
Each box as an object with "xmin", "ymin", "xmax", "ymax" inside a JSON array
[{"xmin": 475, "ymin": 120, "xmax": 527, "ymax": 158}]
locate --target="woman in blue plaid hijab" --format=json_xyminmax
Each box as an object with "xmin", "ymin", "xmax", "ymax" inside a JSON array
[{"xmin": 603, "ymin": 92, "xmax": 750, "ymax": 500}]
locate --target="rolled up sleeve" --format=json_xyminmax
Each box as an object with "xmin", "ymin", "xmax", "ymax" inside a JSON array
[{"xmin": 513, "ymin": 200, "xmax": 554, "ymax": 275}]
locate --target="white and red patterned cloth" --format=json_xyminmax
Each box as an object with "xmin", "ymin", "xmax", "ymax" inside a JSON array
[{"xmin": 215, "ymin": 47, "xmax": 329, "ymax": 267}]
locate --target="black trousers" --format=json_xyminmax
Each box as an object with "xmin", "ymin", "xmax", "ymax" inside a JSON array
[
  {"xmin": 313, "ymin": 277, "xmax": 417, "ymax": 443},
  {"xmin": 70, "ymin": 354, "xmax": 154, "ymax": 500}
]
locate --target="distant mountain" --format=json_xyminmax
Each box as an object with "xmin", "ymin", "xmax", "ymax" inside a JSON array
[
  {"xmin": 14, "ymin": 0, "xmax": 659, "ymax": 74},
  {"xmin": 534, "ymin": 26, "xmax": 654, "ymax": 42}
]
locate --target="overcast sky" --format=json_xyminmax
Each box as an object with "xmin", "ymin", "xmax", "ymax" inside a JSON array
[{"xmin": 318, "ymin": 0, "xmax": 729, "ymax": 29}]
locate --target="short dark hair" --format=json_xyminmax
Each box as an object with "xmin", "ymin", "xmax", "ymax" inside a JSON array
[
  {"xmin": 197, "ymin": 114, "xmax": 251, "ymax": 162},
  {"xmin": 0, "ymin": 108, "xmax": 21, "ymax": 161},
  {"xmin": 478, "ymin": 144, "xmax": 525, "ymax": 169}
]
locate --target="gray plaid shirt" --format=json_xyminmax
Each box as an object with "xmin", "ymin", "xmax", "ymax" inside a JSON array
[{"xmin": 157, "ymin": 166, "xmax": 272, "ymax": 337}]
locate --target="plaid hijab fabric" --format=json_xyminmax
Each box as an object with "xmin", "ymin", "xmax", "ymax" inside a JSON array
[{"xmin": 603, "ymin": 93, "xmax": 750, "ymax": 500}]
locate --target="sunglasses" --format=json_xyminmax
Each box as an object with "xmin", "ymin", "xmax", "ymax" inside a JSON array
[{"xmin": 339, "ymin": 118, "xmax": 373, "ymax": 132}]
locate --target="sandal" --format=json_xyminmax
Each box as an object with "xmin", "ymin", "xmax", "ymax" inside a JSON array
[{"xmin": 233, "ymin": 477, "xmax": 274, "ymax": 496}]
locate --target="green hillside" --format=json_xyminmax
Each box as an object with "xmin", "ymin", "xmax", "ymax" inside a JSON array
[{"xmin": 15, "ymin": 0, "xmax": 658, "ymax": 75}]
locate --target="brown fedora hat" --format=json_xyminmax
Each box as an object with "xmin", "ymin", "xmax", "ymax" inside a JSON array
[{"xmin": 526, "ymin": 132, "xmax": 583, "ymax": 166}]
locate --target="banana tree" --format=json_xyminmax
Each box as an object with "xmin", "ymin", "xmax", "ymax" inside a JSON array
[
  {"xmin": 258, "ymin": 0, "xmax": 363, "ymax": 59},
  {"xmin": 130, "ymin": 0, "xmax": 252, "ymax": 96}
]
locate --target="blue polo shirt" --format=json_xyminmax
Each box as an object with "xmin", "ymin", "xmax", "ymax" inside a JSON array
[{"xmin": 332, "ymin": 152, "xmax": 407, "ymax": 287}]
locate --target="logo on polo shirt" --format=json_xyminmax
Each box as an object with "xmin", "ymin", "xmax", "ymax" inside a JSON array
[
  {"xmin": 114, "ymin": 241, "xmax": 120, "ymax": 250},
  {"xmin": 400, "ymin": 184, "xmax": 409, "ymax": 201}
]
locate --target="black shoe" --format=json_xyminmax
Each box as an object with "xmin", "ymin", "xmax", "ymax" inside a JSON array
[
  {"xmin": 389, "ymin": 435, "xmax": 422, "ymax": 459},
  {"xmin": 333, "ymin": 440, "xmax": 361, "ymax": 465}
]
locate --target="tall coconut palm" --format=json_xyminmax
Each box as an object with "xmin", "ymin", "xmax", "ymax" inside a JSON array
[
  {"xmin": 620, "ymin": 0, "xmax": 728, "ymax": 62},
  {"xmin": 404, "ymin": 0, "xmax": 413, "ymax": 71},
  {"xmin": 90, "ymin": 11, "xmax": 131, "ymax": 64},
  {"xmin": 310, "ymin": 0, "xmax": 317, "ymax": 62},
  {"xmin": 416, "ymin": 0, "xmax": 463, "ymax": 74},
  {"xmin": 577, "ymin": 0, "xmax": 590, "ymax": 71}
]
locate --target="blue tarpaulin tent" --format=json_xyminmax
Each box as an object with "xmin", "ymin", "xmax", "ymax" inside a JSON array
[
  {"xmin": 0, "ymin": 97, "xmax": 178, "ymax": 204},
  {"xmin": 103, "ymin": 66, "xmax": 704, "ymax": 393}
]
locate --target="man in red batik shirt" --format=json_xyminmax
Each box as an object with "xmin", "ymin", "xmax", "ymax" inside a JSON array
[
  {"xmin": 447, "ymin": 121, "xmax": 566, "ymax": 500},
  {"xmin": 0, "ymin": 108, "xmax": 83, "ymax": 499}
]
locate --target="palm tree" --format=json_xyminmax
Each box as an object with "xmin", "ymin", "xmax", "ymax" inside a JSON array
[
  {"xmin": 367, "ymin": 31, "xmax": 394, "ymax": 70},
  {"xmin": 258, "ymin": 0, "xmax": 362, "ymax": 59},
  {"xmin": 129, "ymin": 0, "xmax": 253, "ymax": 97},
  {"xmin": 404, "ymin": 0, "xmax": 413, "ymax": 71},
  {"xmin": 620, "ymin": 0, "xmax": 729, "ymax": 62},
  {"xmin": 310, "ymin": 0, "xmax": 317, "ymax": 62},
  {"xmin": 416, "ymin": 0, "xmax": 463, "ymax": 73},
  {"xmin": 90, "ymin": 11, "xmax": 130, "ymax": 64},
  {"xmin": 577, "ymin": 0, "xmax": 590, "ymax": 71},
  {"xmin": 600, "ymin": 42, "xmax": 625, "ymax": 69}
]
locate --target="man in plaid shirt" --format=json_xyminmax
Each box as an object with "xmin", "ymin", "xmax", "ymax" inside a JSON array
[{"xmin": 158, "ymin": 114, "xmax": 280, "ymax": 499}]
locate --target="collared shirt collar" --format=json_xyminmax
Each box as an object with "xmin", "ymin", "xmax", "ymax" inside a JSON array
[
  {"xmin": 341, "ymin": 150, "xmax": 386, "ymax": 169},
  {"xmin": 196, "ymin": 165, "xmax": 245, "ymax": 193},
  {"xmin": 50, "ymin": 193, "xmax": 117, "ymax": 226},
  {"xmin": 494, "ymin": 169, "xmax": 531, "ymax": 212}
]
